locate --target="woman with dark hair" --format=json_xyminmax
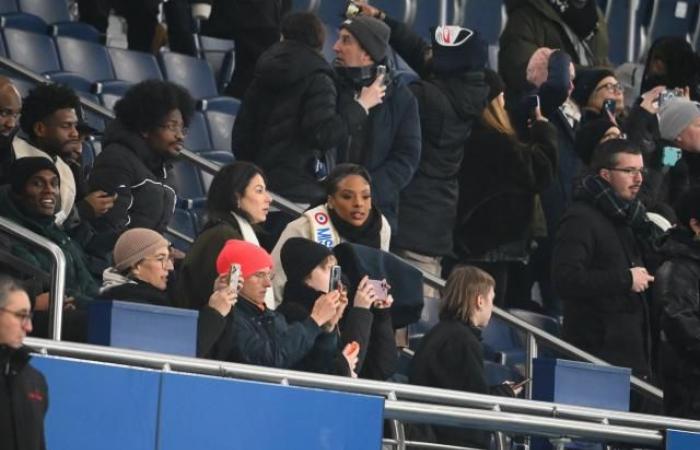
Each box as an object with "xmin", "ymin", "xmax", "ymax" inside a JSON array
[
  {"xmin": 88, "ymin": 80, "xmax": 195, "ymax": 250},
  {"xmin": 408, "ymin": 265, "xmax": 519, "ymax": 448},
  {"xmin": 641, "ymin": 36, "xmax": 700, "ymax": 101},
  {"xmin": 270, "ymin": 163, "xmax": 391, "ymax": 303},
  {"xmin": 174, "ymin": 161, "xmax": 272, "ymax": 310},
  {"xmin": 455, "ymin": 69, "xmax": 558, "ymax": 309},
  {"xmin": 653, "ymin": 187, "xmax": 700, "ymax": 419}
]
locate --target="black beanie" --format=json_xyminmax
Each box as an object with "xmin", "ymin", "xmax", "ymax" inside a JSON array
[
  {"xmin": 574, "ymin": 117, "xmax": 617, "ymax": 165},
  {"xmin": 484, "ymin": 69, "xmax": 505, "ymax": 102},
  {"xmin": 431, "ymin": 26, "xmax": 488, "ymax": 74},
  {"xmin": 571, "ymin": 68, "xmax": 615, "ymax": 107},
  {"xmin": 340, "ymin": 16, "xmax": 390, "ymax": 63},
  {"xmin": 281, "ymin": 237, "xmax": 333, "ymax": 283},
  {"xmin": 9, "ymin": 157, "xmax": 60, "ymax": 195}
]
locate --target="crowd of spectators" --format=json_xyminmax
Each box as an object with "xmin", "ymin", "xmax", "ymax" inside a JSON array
[{"xmin": 5, "ymin": 0, "xmax": 700, "ymax": 448}]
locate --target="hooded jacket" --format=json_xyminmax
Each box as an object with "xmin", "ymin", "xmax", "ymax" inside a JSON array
[
  {"xmin": 231, "ymin": 40, "xmax": 347, "ymax": 204},
  {"xmin": 0, "ymin": 345, "xmax": 48, "ymax": 450},
  {"xmin": 87, "ymin": 120, "xmax": 177, "ymax": 251}
]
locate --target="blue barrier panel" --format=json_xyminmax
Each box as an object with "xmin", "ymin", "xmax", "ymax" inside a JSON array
[
  {"xmin": 32, "ymin": 355, "xmax": 161, "ymax": 450},
  {"xmin": 157, "ymin": 372, "xmax": 385, "ymax": 450},
  {"xmin": 667, "ymin": 429, "xmax": 700, "ymax": 450}
]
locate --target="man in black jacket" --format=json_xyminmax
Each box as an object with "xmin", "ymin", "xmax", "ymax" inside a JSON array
[
  {"xmin": 333, "ymin": 15, "xmax": 422, "ymax": 233},
  {"xmin": 0, "ymin": 77, "xmax": 21, "ymax": 186},
  {"xmin": 552, "ymin": 139, "xmax": 658, "ymax": 389},
  {"xmin": 0, "ymin": 275, "xmax": 48, "ymax": 450}
]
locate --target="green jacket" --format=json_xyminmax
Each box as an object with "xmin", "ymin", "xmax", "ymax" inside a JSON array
[
  {"xmin": 0, "ymin": 187, "xmax": 98, "ymax": 301},
  {"xmin": 499, "ymin": 0, "xmax": 610, "ymax": 98}
]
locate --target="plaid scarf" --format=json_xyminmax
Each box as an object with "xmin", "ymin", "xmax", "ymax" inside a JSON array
[{"xmin": 574, "ymin": 175, "xmax": 663, "ymax": 245}]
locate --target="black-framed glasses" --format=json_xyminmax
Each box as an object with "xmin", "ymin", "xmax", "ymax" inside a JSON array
[
  {"xmin": 143, "ymin": 254, "xmax": 175, "ymax": 269},
  {"xmin": 596, "ymin": 82, "xmax": 623, "ymax": 93},
  {"xmin": 606, "ymin": 167, "xmax": 647, "ymax": 176},
  {"xmin": 159, "ymin": 122, "xmax": 188, "ymax": 136},
  {"xmin": 0, "ymin": 307, "xmax": 33, "ymax": 324}
]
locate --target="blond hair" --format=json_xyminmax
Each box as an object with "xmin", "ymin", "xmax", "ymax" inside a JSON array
[
  {"xmin": 440, "ymin": 265, "xmax": 495, "ymax": 323},
  {"xmin": 481, "ymin": 95, "xmax": 516, "ymax": 137}
]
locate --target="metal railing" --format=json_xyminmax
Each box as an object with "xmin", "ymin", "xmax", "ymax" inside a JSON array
[{"xmin": 27, "ymin": 337, "xmax": 694, "ymax": 449}]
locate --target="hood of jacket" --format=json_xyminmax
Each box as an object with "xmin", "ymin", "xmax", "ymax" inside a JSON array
[
  {"xmin": 255, "ymin": 40, "xmax": 333, "ymax": 91},
  {"xmin": 102, "ymin": 119, "xmax": 171, "ymax": 176},
  {"xmin": 0, "ymin": 186, "xmax": 56, "ymax": 237},
  {"xmin": 658, "ymin": 227, "xmax": 700, "ymax": 263},
  {"xmin": 434, "ymin": 71, "xmax": 490, "ymax": 122},
  {"xmin": 100, "ymin": 267, "xmax": 136, "ymax": 294}
]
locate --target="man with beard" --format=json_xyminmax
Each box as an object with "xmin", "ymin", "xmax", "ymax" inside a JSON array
[
  {"xmin": 14, "ymin": 84, "xmax": 116, "ymax": 227},
  {"xmin": 552, "ymin": 139, "xmax": 661, "ymax": 409},
  {"xmin": 0, "ymin": 77, "xmax": 21, "ymax": 186},
  {"xmin": 332, "ymin": 15, "xmax": 421, "ymax": 232},
  {"xmin": 88, "ymin": 80, "xmax": 194, "ymax": 251}
]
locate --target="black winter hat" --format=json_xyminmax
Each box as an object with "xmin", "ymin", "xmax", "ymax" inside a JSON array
[
  {"xmin": 281, "ymin": 237, "xmax": 333, "ymax": 283},
  {"xmin": 574, "ymin": 117, "xmax": 617, "ymax": 165},
  {"xmin": 431, "ymin": 26, "xmax": 488, "ymax": 74},
  {"xmin": 340, "ymin": 16, "xmax": 390, "ymax": 63},
  {"xmin": 9, "ymin": 157, "xmax": 59, "ymax": 195},
  {"xmin": 571, "ymin": 68, "xmax": 615, "ymax": 107},
  {"xmin": 484, "ymin": 68, "xmax": 506, "ymax": 102}
]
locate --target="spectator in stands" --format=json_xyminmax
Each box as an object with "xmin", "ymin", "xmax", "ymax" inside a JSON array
[
  {"xmin": 203, "ymin": 0, "xmax": 290, "ymax": 98},
  {"xmin": 499, "ymin": 0, "xmax": 609, "ymax": 103},
  {"xmin": 15, "ymin": 84, "xmax": 117, "ymax": 228},
  {"xmin": 641, "ymin": 37, "xmax": 700, "ymax": 102},
  {"xmin": 231, "ymin": 12, "xmax": 346, "ymax": 208},
  {"xmin": 77, "ymin": 0, "xmax": 160, "ymax": 52},
  {"xmin": 279, "ymin": 237, "xmax": 397, "ymax": 379},
  {"xmin": 215, "ymin": 239, "xmax": 339, "ymax": 368},
  {"xmin": 454, "ymin": 69, "xmax": 558, "ymax": 309},
  {"xmin": 98, "ymin": 228, "xmax": 237, "ymax": 358},
  {"xmin": 175, "ymin": 162, "xmax": 274, "ymax": 310},
  {"xmin": 0, "ymin": 77, "xmax": 21, "ymax": 186},
  {"xmin": 0, "ymin": 275, "xmax": 48, "ymax": 450},
  {"xmin": 408, "ymin": 266, "xmax": 519, "ymax": 448},
  {"xmin": 333, "ymin": 15, "xmax": 422, "ymax": 232},
  {"xmin": 653, "ymin": 187, "xmax": 700, "ymax": 420},
  {"xmin": 574, "ymin": 117, "xmax": 623, "ymax": 166},
  {"xmin": 271, "ymin": 164, "xmax": 391, "ymax": 302},
  {"xmin": 571, "ymin": 68, "xmax": 624, "ymax": 123},
  {"xmin": 0, "ymin": 157, "xmax": 98, "ymax": 306},
  {"xmin": 552, "ymin": 139, "xmax": 661, "ymax": 398},
  {"xmin": 88, "ymin": 80, "xmax": 194, "ymax": 252}
]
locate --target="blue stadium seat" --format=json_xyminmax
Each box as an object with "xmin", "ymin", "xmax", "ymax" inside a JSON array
[
  {"xmin": 158, "ymin": 51, "xmax": 219, "ymax": 99},
  {"xmin": 199, "ymin": 150, "xmax": 235, "ymax": 191},
  {"xmin": 412, "ymin": 0, "xmax": 440, "ymax": 40},
  {"xmin": 0, "ymin": 12, "xmax": 47, "ymax": 33},
  {"xmin": 646, "ymin": 0, "xmax": 699, "ymax": 45},
  {"xmin": 606, "ymin": 0, "xmax": 637, "ymax": 64},
  {"xmin": 45, "ymin": 71, "xmax": 92, "ymax": 93},
  {"xmin": 9, "ymin": 76, "xmax": 35, "ymax": 96},
  {"xmin": 50, "ymin": 22, "xmax": 101, "ymax": 43},
  {"xmin": 55, "ymin": 36, "xmax": 116, "ymax": 83},
  {"xmin": 481, "ymin": 316, "xmax": 524, "ymax": 366},
  {"xmin": 183, "ymin": 111, "xmax": 212, "ymax": 152},
  {"xmin": 322, "ymin": 24, "xmax": 338, "ymax": 64},
  {"xmin": 218, "ymin": 50, "xmax": 235, "ymax": 93},
  {"xmin": 171, "ymin": 159, "xmax": 205, "ymax": 200},
  {"xmin": 0, "ymin": 0, "xmax": 17, "ymax": 14},
  {"xmin": 166, "ymin": 208, "xmax": 196, "ymax": 252},
  {"xmin": 77, "ymin": 92, "xmax": 106, "ymax": 133},
  {"xmin": 0, "ymin": 28, "xmax": 8, "ymax": 56},
  {"xmin": 99, "ymin": 92, "xmax": 121, "ymax": 110},
  {"xmin": 81, "ymin": 137, "xmax": 96, "ymax": 170},
  {"xmin": 198, "ymin": 35, "xmax": 234, "ymax": 92},
  {"xmin": 371, "ymin": 0, "xmax": 411, "ymax": 24},
  {"xmin": 3, "ymin": 28, "xmax": 60, "ymax": 73},
  {"xmin": 483, "ymin": 360, "xmax": 521, "ymax": 385},
  {"xmin": 462, "ymin": 0, "xmax": 503, "ymax": 46},
  {"xmin": 317, "ymin": 0, "xmax": 344, "ymax": 29},
  {"xmin": 17, "ymin": 0, "xmax": 69, "ymax": 24},
  {"xmin": 203, "ymin": 104, "xmax": 238, "ymax": 152},
  {"xmin": 107, "ymin": 47, "xmax": 163, "ymax": 83}
]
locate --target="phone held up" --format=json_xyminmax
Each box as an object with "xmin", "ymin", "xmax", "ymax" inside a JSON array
[
  {"xmin": 367, "ymin": 279, "xmax": 388, "ymax": 300},
  {"xmin": 228, "ymin": 263, "xmax": 241, "ymax": 290},
  {"xmin": 376, "ymin": 64, "xmax": 387, "ymax": 86},
  {"xmin": 602, "ymin": 98, "xmax": 616, "ymax": 116},
  {"xmin": 329, "ymin": 265, "xmax": 342, "ymax": 292}
]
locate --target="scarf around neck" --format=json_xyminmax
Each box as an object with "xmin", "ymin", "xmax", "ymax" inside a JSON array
[{"xmin": 329, "ymin": 205, "xmax": 382, "ymax": 249}]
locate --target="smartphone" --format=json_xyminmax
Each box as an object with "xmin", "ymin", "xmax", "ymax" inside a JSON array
[
  {"xmin": 344, "ymin": 0, "xmax": 360, "ymax": 18},
  {"xmin": 525, "ymin": 94, "xmax": 539, "ymax": 119},
  {"xmin": 367, "ymin": 279, "xmax": 388, "ymax": 300},
  {"xmin": 602, "ymin": 98, "xmax": 616, "ymax": 116},
  {"xmin": 662, "ymin": 146, "xmax": 682, "ymax": 167},
  {"xmin": 376, "ymin": 65, "xmax": 387, "ymax": 86},
  {"xmin": 329, "ymin": 265, "xmax": 342, "ymax": 292},
  {"xmin": 228, "ymin": 263, "xmax": 241, "ymax": 289},
  {"xmin": 513, "ymin": 377, "xmax": 531, "ymax": 389}
]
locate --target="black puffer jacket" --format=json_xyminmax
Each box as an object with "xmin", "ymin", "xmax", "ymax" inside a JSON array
[
  {"xmin": 88, "ymin": 120, "xmax": 177, "ymax": 249},
  {"xmin": 0, "ymin": 345, "xmax": 48, "ymax": 450},
  {"xmin": 653, "ymin": 228, "xmax": 700, "ymax": 419},
  {"xmin": 455, "ymin": 120, "xmax": 558, "ymax": 258},
  {"xmin": 394, "ymin": 74, "xmax": 488, "ymax": 256},
  {"xmin": 231, "ymin": 40, "xmax": 346, "ymax": 203}
]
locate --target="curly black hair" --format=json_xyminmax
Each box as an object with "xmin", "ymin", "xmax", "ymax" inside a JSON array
[
  {"xmin": 114, "ymin": 80, "xmax": 195, "ymax": 133},
  {"xmin": 19, "ymin": 83, "xmax": 81, "ymax": 138}
]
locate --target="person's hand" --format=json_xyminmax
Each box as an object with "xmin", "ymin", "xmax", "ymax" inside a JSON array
[
  {"xmin": 85, "ymin": 190, "xmax": 117, "ymax": 217},
  {"xmin": 342, "ymin": 341, "xmax": 360, "ymax": 377},
  {"xmin": 353, "ymin": 275, "xmax": 375, "ymax": 309},
  {"xmin": 63, "ymin": 296, "xmax": 76, "ymax": 311},
  {"xmin": 639, "ymin": 85, "xmax": 666, "ymax": 113},
  {"xmin": 680, "ymin": 85, "xmax": 691, "ymax": 100},
  {"xmin": 356, "ymin": 1, "xmax": 383, "ymax": 18},
  {"xmin": 208, "ymin": 274, "xmax": 240, "ymax": 317},
  {"xmin": 528, "ymin": 106, "xmax": 548, "ymax": 128},
  {"xmin": 374, "ymin": 293, "xmax": 394, "ymax": 309},
  {"xmin": 35, "ymin": 292, "xmax": 50, "ymax": 311},
  {"xmin": 310, "ymin": 290, "xmax": 340, "ymax": 326},
  {"xmin": 630, "ymin": 267, "xmax": 654, "ymax": 293},
  {"xmin": 357, "ymin": 76, "xmax": 386, "ymax": 112},
  {"xmin": 503, "ymin": 380, "xmax": 524, "ymax": 397},
  {"xmin": 328, "ymin": 282, "xmax": 349, "ymax": 328}
]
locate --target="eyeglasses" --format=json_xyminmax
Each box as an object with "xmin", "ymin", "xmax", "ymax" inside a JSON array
[
  {"xmin": 251, "ymin": 271, "xmax": 275, "ymax": 282},
  {"xmin": 0, "ymin": 108, "xmax": 20, "ymax": 120},
  {"xmin": 607, "ymin": 167, "xmax": 647, "ymax": 177},
  {"xmin": 143, "ymin": 254, "xmax": 175, "ymax": 269},
  {"xmin": 0, "ymin": 307, "xmax": 33, "ymax": 325},
  {"xmin": 596, "ymin": 83, "xmax": 623, "ymax": 93},
  {"xmin": 159, "ymin": 122, "xmax": 188, "ymax": 136}
]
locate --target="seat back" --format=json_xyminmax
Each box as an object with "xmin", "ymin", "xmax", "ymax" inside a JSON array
[
  {"xmin": 55, "ymin": 36, "xmax": 115, "ymax": 83},
  {"xmin": 108, "ymin": 47, "xmax": 163, "ymax": 83},
  {"xmin": 159, "ymin": 51, "xmax": 218, "ymax": 99},
  {"xmin": 3, "ymin": 28, "xmax": 60, "ymax": 73},
  {"xmin": 204, "ymin": 101, "xmax": 238, "ymax": 151},
  {"xmin": 166, "ymin": 208, "xmax": 196, "ymax": 252},
  {"xmin": 0, "ymin": 11, "xmax": 47, "ymax": 33},
  {"xmin": 461, "ymin": 0, "xmax": 503, "ymax": 46},
  {"xmin": 0, "ymin": 0, "xmax": 17, "ymax": 14},
  {"xmin": 170, "ymin": 159, "xmax": 205, "ymax": 200},
  {"xmin": 18, "ymin": 0, "xmax": 69, "ymax": 23},
  {"xmin": 183, "ymin": 111, "xmax": 212, "ymax": 152},
  {"xmin": 646, "ymin": 0, "xmax": 698, "ymax": 45}
]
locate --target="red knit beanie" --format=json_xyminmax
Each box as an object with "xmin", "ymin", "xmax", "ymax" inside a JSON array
[{"xmin": 215, "ymin": 239, "xmax": 273, "ymax": 278}]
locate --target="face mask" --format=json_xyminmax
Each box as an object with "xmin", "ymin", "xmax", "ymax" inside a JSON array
[{"xmin": 334, "ymin": 64, "xmax": 377, "ymax": 89}]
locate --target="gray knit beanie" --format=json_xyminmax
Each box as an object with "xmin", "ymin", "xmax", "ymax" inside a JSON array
[
  {"xmin": 113, "ymin": 228, "xmax": 170, "ymax": 272},
  {"xmin": 659, "ymin": 99, "xmax": 700, "ymax": 141},
  {"xmin": 340, "ymin": 16, "xmax": 390, "ymax": 63}
]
